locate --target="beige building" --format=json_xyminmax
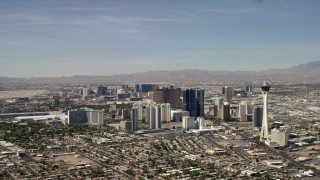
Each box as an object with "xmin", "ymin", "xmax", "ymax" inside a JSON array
[
  {"xmin": 119, "ymin": 120, "xmax": 132, "ymax": 131},
  {"xmin": 220, "ymin": 102, "xmax": 230, "ymax": 121},
  {"xmin": 239, "ymin": 101, "xmax": 252, "ymax": 122},
  {"xmin": 150, "ymin": 87, "xmax": 181, "ymax": 108},
  {"xmin": 224, "ymin": 86, "xmax": 233, "ymax": 102}
]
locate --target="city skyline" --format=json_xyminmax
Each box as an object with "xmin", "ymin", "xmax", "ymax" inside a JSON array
[{"xmin": 1, "ymin": 0, "xmax": 320, "ymax": 77}]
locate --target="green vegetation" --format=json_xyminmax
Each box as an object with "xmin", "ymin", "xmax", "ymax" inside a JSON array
[
  {"xmin": 71, "ymin": 104, "xmax": 109, "ymax": 111},
  {"xmin": 71, "ymin": 103, "xmax": 133, "ymax": 113},
  {"xmin": 124, "ymin": 168, "xmax": 134, "ymax": 176},
  {"xmin": 0, "ymin": 122, "xmax": 115, "ymax": 148},
  {"xmin": 151, "ymin": 143, "xmax": 162, "ymax": 151},
  {"xmin": 89, "ymin": 169, "xmax": 105, "ymax": 178}
]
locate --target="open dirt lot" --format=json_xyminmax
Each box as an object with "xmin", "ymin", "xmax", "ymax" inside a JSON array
[
  {"xmin": 54, "ymin": 154, "xmax": 91, "ymax": 164},
  {"xmin": 0, "ymin": 90, "xmax": 47, "ymax": 99}
]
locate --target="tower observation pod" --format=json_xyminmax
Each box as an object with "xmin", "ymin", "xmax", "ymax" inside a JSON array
[{"xmin": 260, "ymin": 81, "xmax": 271, "ymax": 144}]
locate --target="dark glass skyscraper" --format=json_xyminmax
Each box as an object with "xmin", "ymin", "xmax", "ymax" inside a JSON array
[
  {"xmin": 183, "ymin": 88, "xmax": 204, "ymax": 117},
  {"xmin": 97, "ymin": 86, "xmax": 108, "ymax": 96},
  {"xmin": 121, "ymin": 84, "xmax": 129, "ymax": 93},
  {"xmin": 246, "ymin": 85, "xmax": 253, "ymax": 93},
  {"xmin": 140, "ymin": 84, "xmax": 154, "ymax": 93},
  {"xmin": 253, "ymin": 106, "xmax": 263, "ymax": 128},
  {"xmin": 134, "ymin": 84, "xmax": 154, "ymax": 93},
  {"xmin": 134, "ymin": 84, "xmax": 140, "ymax": 93}
]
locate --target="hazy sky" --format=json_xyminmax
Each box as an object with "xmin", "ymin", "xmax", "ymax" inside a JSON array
[{"xmin": 1, "ymin": 0, "xmax": 320, "ymax": 77}]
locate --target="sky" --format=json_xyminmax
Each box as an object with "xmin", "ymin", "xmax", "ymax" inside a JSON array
[{"xmin": 1, "ymin": 0, "xmax": 320, "ymax": 77}]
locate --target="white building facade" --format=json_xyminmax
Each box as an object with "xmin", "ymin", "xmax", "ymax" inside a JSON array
[
  {"xmin": 160, "ymin": 103, "xmax": 171, "ymax": 122},
  {"xmin": 271, "ymin": 128, "xmax": 289, "ymax": 147},
  {"xmin": 182, "ymin": 116, "xmax": 195, "ymax": 130}
]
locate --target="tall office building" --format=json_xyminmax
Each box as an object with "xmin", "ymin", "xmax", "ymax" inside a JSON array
[
  {"xmin": 141, "ymin": 84, "xmax": 154, "ymax": 92},
  {"xmin": 131, "ymin": 103, "xmax": 143, "ymax": 132},
  {"xmin": 221, "ymin": 87, "xmax": 225, "ymax": 95},
  {"xmin": 245, "ymin": 85, "xmax": 253, "ymax": 93},
  {"xmin": 260, "ymin": 81, "xmax": 271, "ymax": 144},
  {"xmin": 252, "ymin": 106, "xmax": 263, "ymax": 128},
  {"xmin": 134, "ymin": 84, "xmax": 140, "ymax": 93},
  {"xmin": 214, "ymin": 98, "xmax": 224, "ymax": 117},
  {"xmin": 82, "ymin": 86, "xmax": 89, "ymax": 100},
  {"xmin": 134, "ymin": 84, "xmax": 154, "ymax": 93},
  {"xmin": 53, "ymin": 96, "xmax": 60, "ymax": 107},
  {"xmin": 151, "ymin": 87, "xmax": 181, "ymax": 108},
  {"xmin": 220, "ymin": 102, "xmax": 230, "ymax": 121},
  {"xmin": 224, "ymin": 86, "xmax": 233, "ymax": 102},
  {"xmin": 183, "ymin": 88, "xmax": 204, "ymax": 118},
  {"xmin": 97, "ymin": 86, "xmax": 108, "ymax": 96},
  {"xmin": 121, "ymin": 84, "xmax": 129, "ymax": 93},
  {"xmin": 131, "ymin": 108, "xmax": 139, "ymax": 132},
  {"xmin": 160, "ymin": 103, "xmax": 171, "ymax": 122},
  {"xmin": 239, "ymin": 101, "xmax": 252, "ymax": 122}
]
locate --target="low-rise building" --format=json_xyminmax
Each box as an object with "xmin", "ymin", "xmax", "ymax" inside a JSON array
[{"xmin": 270, "ymin": 127, "xmax": 289, "ymax": 147}]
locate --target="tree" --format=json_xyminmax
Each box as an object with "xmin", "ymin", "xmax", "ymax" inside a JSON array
[{"xmin": 124, "ymin": 169, "xmax": 134, "ymax": 176}]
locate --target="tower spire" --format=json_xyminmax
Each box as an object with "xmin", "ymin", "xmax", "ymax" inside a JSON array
[{"xmin": 260, "ymin": 80, "xmax": 271, "ymax": 145}]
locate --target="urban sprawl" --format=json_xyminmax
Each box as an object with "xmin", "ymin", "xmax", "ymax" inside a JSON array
[{"xmin": 0, "ymin": 82, "xmax": 319, "ymax": 179}]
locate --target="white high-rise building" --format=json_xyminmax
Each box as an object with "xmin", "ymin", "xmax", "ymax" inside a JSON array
[
  {"xmin": 160, "ymin": 103, "xmax": 171, "ymax": 122},
  {"xmin": 182, "ymin": 116, "xmax": 195, "ymax": 130},
  {"xmin": 131, "ymin": 103, "xmax": 143, "ymax": 132},
  {"xmin": 155, "ymin": 105, "xmax": 161, "ymax": 129},
  {"xmin": 145, "ymin": 103, "xmax": 162, "ymax": 130},
  {"xmin": 146, "ymin": 104, "xmax": 155, "ymax": 130},
  {"xmin": 87, "ymin": 110, "xmax": 104, "ymax": 125},
  {"xmin": 260, "ymin": 81, "xmax": 271, "ymax": 145},
  {"xmin": 271, "ymin": 127, "xmax": 289, "ymax": 147}
]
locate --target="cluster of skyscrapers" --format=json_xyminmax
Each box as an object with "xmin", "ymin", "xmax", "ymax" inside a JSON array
[
  {"xmin": 81, "ymin": 86, "xmax": 108, "ymax": 99},
  {"xmin": 128, "ymin": 86, "xmax": 206, "ymax": 132},
  {"xmin": 131, "ymin": 103, "xmax": 171, "ymax": 132},
  {"xmin": 76, "ymin": 81, "xmax": 290, "ymax": 147}
]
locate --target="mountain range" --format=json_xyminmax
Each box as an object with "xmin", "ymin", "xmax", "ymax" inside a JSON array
[{"xmin": 1, "ymin": 61, "xmax": 319, "ymax": 85}]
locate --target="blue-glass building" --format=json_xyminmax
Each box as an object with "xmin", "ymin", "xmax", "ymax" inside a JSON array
[
  {"xmin": 182, "ymin": 88, "xmax": 204, "ymax": 118},
  {"xmin": 135, "ymin": 84, "xmax": 154, "ymax": 93},
  {"xmin": 97, "ymin": 86, "xmax": 108, "ymax": 96}
]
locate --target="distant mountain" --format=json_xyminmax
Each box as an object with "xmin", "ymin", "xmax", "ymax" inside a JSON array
[
  {"xmin": 262, "ymin": 61, "xmax": 320, "ymax": 81},
  {"xmin": 0, "ymin": 61, "xmax": 319, "ymax": 85}
]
